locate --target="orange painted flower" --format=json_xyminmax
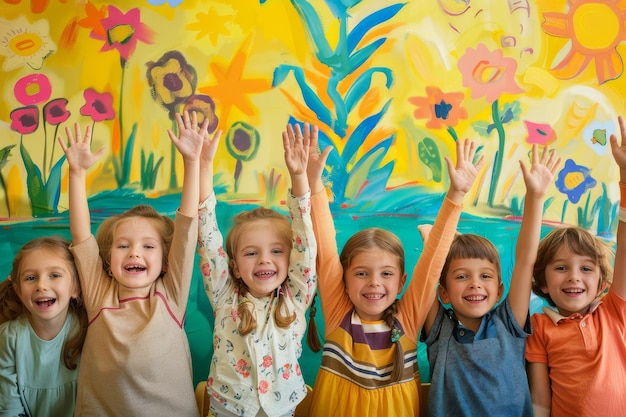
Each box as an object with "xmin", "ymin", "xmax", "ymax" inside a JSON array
[
  {"xmin": 543, "ymin": 0, "xmax": 626, "ymax": 84},
  {"xmin": 409, "ymin": 86, "xmax": 468, "ymax": 129}
]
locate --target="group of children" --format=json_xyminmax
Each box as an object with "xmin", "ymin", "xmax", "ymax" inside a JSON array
[{"xmin": 0, "ymin": 111, "xmax": 624, "ymax": 416}]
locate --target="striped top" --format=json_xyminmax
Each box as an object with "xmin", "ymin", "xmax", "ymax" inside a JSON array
[{"xmin": 308, "ymin": 190, "xmax": 462, "ymax": 417}]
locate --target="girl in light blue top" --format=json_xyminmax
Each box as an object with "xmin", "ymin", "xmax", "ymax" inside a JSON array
[{"xmin": 0, "ymin": 236, "xmax": 87, "ymax": 417}]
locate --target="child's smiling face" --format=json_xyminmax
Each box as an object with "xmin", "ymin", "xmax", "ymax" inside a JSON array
[
  {"xmin": 343, "ymin": 249, "xmax": 406, "ymax": 322},
  {"xmin": 540, "ymin": 245, "xmax": 604, "ymax": 316}
]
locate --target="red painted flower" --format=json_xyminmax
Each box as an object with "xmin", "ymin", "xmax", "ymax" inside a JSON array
[
  {"xmin": 262, "ymin": 355, "xmax": 272, "ymax": 368},
  {"xmin": 80, "ymin": 88, "xmax": 115, "ymax": 122},
  {"xmin": 10, "ymin": 106, "xmax": 39, "ymax": 134},
  {"xmin": 89, "ymin": 5, "xmax": 154, "ymax": 62},
  {"xmin": 14, "ymin": 73, "xmax": 52, "ymax": 106},
  {"xmin": 43, "ymin": 98, "xmax": 70, "ymax": 125}
]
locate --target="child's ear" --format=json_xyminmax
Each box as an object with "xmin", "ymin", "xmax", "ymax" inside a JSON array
[
  {"xmin": 496, "ymin": 282, "xmax": 504, "ymax": 302},
  {"xmin": 438, "ymin": 285, "xmax": 450, "ymax": 304},
  {"xmin": 398, "ymin": 272, "xmax": 407, "ymax": 292},
  {"xmin": 597, "ymin": 280, "xmax": 609, "ymax": 296}
]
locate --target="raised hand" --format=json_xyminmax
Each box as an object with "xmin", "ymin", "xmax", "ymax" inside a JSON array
[
  {"xmin": 282, "ymin": 123, "xmax": 311, "ymax": 177},
  {"xmin": 168, "ymin": 111, "xmax": 206, "ymax": 162},
  {"xmin": 445, "ymin": 138, "xmax": 485, "ymax": 204},
  {"xmin": 520, "ymin": 144, "xmax": 561, "ymax": 198},
  {"xmin": 58, "ymin": 123, "xmax": 106, "ymax": 172},
  {"xmin": 200, "ymin": 129, "xmax": 222, "ymax": 170}
]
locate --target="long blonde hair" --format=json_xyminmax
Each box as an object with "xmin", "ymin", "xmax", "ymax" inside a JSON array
[
  {"xmin": 225, "ymin": 207, "xmax": 297, "ymax": 335},
  {"xmin": 1, "ymin": 236, "xmax": 87, "ymax": 370}
]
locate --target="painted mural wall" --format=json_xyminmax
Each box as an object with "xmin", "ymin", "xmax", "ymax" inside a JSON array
[{"xmin": 1, "ymin": 0, "xmax": 625, "ymax": 385}]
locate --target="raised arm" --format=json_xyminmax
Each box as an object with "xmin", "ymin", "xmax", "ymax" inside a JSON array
[
  {"xmin": 166, "ymin": 111, "xmax": 206, "ymax": 217},
  {"xmin": 610, "ymin": 115, "xmax": 626, "ymax": 299},
  {"xmin": 509, "ymin": 145, "xmax": 561, "ymax": 327},
  {"xmin": 58, "ymin": 123, "xmax": 106, "ymax": 245},
  {"xmin": 420, "ymin": 139, "xmax": 484, "ymax": 336}
]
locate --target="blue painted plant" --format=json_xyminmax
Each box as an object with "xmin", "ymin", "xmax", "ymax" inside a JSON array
[{"xmin": 273, "ymin": 0, "xmax": 435, "ymax": 210}]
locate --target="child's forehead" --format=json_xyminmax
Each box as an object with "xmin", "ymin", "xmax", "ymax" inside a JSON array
[{"xmin": 114, "ymin": 217, "xmax": 161, "ymax": 239}]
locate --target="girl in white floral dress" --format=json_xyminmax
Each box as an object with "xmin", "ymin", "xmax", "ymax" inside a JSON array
[{"xmin": 197, "ymin": 123, "xmax": 317, "ymax": 417}]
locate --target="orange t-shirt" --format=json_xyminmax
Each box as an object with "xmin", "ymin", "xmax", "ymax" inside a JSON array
[{"xmin": 525, "ymin": 290, "xmax": 626, "ymax": 417}]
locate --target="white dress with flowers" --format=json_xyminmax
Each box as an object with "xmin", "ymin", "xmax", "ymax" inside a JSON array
[{"xmin": 197, "ymin": 192, "xmax": 317, "ymax": 417}]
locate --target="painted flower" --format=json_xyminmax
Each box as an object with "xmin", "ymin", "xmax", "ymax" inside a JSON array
[
  {"xmin": 182, "ymin": 94, "xmax": 219, "ymax": 133},
  {"xmin": 87, "ymin": 5, "xmax": 155, "ymax": 62},
  {"xmin": 409, "ymin": 86, "xmax": 468, "ymax": 129},
  {"xmin": 80, "ymin": 88, "xmax": 116, "ymax": 122},
  {"xmin": 555, "ymin": 159, "xmax": 597, "ymax": 204},
  {"xmin": 13, "ymin": 73, "xmax": 52, "ymax": 105},
  {"xmin": 458, "ymin": 43, "xmax": 523, "ymax": 103},
  {"xmin": 43, "ymin": 98, "xmax": 70, "ymax": 125},
  {"xmin": 146, "ymin": 50, "xmax": 197, "ymax": 114},
  {"xmin": 262, "ymin": 355, "xmax": 272, "ymax": 368},
  {"xmin": 0, "ymin": 16, "xmax": 56, "ymax": 71},
  {"xmin": 524, "ymin": 121, "xmax": 556, "ymax": 146},
  {"xmin": 10, "ymin": 106, "xmax": 39, "ymax": 134},
  {"xmin": 226, "ymin": 121, "xmax": 260, "ymax": 162},
  {"xmin": 543, "ymin": 0, "xmax": 626, "ymax": 84}
]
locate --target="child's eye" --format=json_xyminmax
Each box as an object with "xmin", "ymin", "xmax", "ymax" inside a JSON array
[
  {"xmin": 117, "ymin": 244, "xmax": 129, "ymax": 249},
  {"xmin": 244, "ymin": 251, "xmax": 256, "ymax": 257},
  {"xmin": 144, "ymin": 245, "xmax": 154, "ymax": 250},
  {"xmin": 24, "ymin": 275, "xmax": 36, "ymax": 282},
  {"xmin": 382, "ymin": 271, "xmax": 394, "ymax": 277},
  {"xmin": 355, "ymin": 271, "xmax": 367, "ymax": 277},
  {"xmin": 481, "ymin": 273, "xmax": 493, "ymax": 279},
  {"xmin": 271, "ymin": 249, "xmax": 284, "ymax": 255},
  {"xmin": 581, "ymin": 266, "xmax": 594, "ymax": 272},
  {"xmin": 455, "ymin": 274, "xmax": 468, "ymax": 280},
  {"xmin": 51, "ymin": 273, "xmax": 62, "ymax": 279},
  {"xmin": 554, "ymin": 266, "xmax": 566, "ymax": 271}
]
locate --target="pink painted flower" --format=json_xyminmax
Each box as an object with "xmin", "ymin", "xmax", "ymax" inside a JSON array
[
  {"xmin": 296, "ymin": 364, "xmax": 301, "ymax": 376},
  {"xmin": 43, "ymin": 98, "xmax": 70, "ymax": 126},
  {"xmin": 91, "ymin": 5, "xmax": 155, "ymax": 62},
  {"xmin": 262, "ymin": 355, "xmax": 272, "ymax": 368},
  {"xmin": 80, "ymin": 88, "xmax": 115, "ymax": 122},
  {"xmin": 200, "ymin": 262, "xmax": 211, "ymax": 277},
  {"xmin": 524, "ymin": 121, "xmax": 556, "ymax": 146},
  {"xmin": 10, "ymin": 106, "xmax": 39, "ymax": 134},
  {"xmin": 258, "ymin": 380, "xmax": 269, "ymax": 394},
  {"xmin": 207, "ymin": 377, "xmax": 214, "ymax": 387},
  {"xmin": 14, "ymin": 73, "xmax": 52, "ymax": 106},
  {"xmin": 458, "ymin": 43, "xmax": 523, "ymax": 103}
]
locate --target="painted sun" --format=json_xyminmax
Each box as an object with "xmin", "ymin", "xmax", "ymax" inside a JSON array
[{"xmin": 542, "ymin": 0, "xmax": 626, "ymax": 84}]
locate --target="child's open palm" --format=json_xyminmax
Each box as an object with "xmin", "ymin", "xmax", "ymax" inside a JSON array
[
  {"xmin": 168, "ymin": 111, "xmax": 207, "ymax": 162},
  {"xmin": 445, "ymin": 139, "xmax": 484, "ymax": 203},
  {"xmin": 282, "ymin": 123, "xmax": 311, "ymax": 176},
  {"xmin": 58, "ymin": 123, "xmax": 106, "ymax": 172},
  {"xmin": 520, "ymin": 144, "xmax": 561, "ymax": 198}
]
